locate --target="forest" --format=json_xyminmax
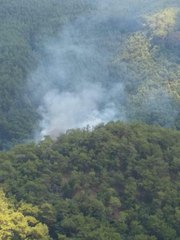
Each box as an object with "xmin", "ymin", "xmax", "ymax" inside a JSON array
[
  {"xmin": 0, "ymin": 0, "xmax": 180, "ymax": 148},
  {"xmin": 0, "ymin": 122, "xmax": 180, "ymax": 239},
  {"xmin": 0, "ymin": 0, "xmax": 180, "ymax": 239}
]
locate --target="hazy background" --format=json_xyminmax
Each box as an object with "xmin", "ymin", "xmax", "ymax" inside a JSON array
[{"xmin": 27, "ymin": 0, "xmax": 180, "ymax": 140}]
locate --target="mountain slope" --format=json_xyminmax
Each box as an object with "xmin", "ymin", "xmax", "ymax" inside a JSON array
[
  {"xmin": 0, "ymin": 122, "xmax": 179, "ymax": 239},
  {"xmin": 0, "ymin": 0, "xmax": 180, "ymax": 149}
]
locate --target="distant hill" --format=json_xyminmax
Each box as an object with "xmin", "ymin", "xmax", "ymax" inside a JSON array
[{"xmin": 0, "ymin": 0, "xmax": 180, "ymax": 149}]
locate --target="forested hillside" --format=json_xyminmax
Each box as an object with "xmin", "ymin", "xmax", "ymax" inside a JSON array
[
  {"xmin": 0, "ymin": 1, "xmax": 180, "ymax": 239},
  {"xmin": 0, "ymin": 122, "xmax": 180, "ymax": 239},
  {"xmin": 0, "ymin": 0, "xmax": 92, "ymax": 149},
  {"xmin": 0, "ymin": 0, "xmax": 180, "ymax": 149}
]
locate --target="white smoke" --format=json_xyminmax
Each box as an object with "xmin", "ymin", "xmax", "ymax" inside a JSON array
[
  {"xmin": 39, "ymin": 84, "xmax": 119, "ymax": 139},
  {"xmin": 28, "ymin": 0, "xmax": 178, "ymax": 140},
  {"xmin": 29, "ymin": 4, "xmax": 127, "ymax": 140}
]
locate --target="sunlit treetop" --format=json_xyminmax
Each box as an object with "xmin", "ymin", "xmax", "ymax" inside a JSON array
[
  {"xmin": 145, "ymin": 8, "xmax": 178, "ymax": 38},
  {"xmin": 0, "ymin": 189, "xmax": 51, "ymax": 240}
]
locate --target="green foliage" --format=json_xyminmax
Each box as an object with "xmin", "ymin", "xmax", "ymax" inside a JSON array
[
  {"xmin": 0, "ymin": 0, "xmax": 92, "ymax": 149},
  {"xmin": 0, "ymin": 2, "xmax": 180, "ymax": 239},
  {"xmin": 0, "ymin": 122, "xmax": 179, "ymax": 239},
  {"xmin": 113, "ymin": 8, "xmax": 180, "ymax": 126}
]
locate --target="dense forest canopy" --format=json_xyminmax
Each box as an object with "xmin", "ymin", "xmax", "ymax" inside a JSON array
[
  {"xmin": 0, "ymin": 122, "xmax": 180, "ymax": 239},
  {"xmin": 0, "ymin": 0, "xmax": 180, "ymax": 239}
]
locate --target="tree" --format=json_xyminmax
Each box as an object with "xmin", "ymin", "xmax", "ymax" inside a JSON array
[
  {"xmin": 145, "ymin": 8, "xmax": 177, "ymax": 38},
  {"xmin": 0, "ymin": 189, "xmax": 51, "ymax": 240}
]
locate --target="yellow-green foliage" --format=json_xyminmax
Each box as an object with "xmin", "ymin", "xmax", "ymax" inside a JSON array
[
  {"xmin": 0, "ymin": 190, "xmax": 50, "ymax": 240},
  {"xmin": 167, "ymin": 80, "xmax": 180, "ymax": 99},
  {"xmin": 145, "ymin": 8, "xmax": 177, "ymax": 37},
  {"xmin": 113, "ymin": 26, "xmax": 180, "ymax": 125},
  {"xmin": 118, "ymin": 32, "xmax": 152, "ymax": 62}
]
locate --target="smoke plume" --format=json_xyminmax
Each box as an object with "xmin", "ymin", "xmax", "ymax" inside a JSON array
[
  {"xmin": 29, "ymin": 5, "xmax": 127, "ymax": 139},
  {"xmin": 28, "ymin": 0, "xmax": 179, "ymax": 140}
]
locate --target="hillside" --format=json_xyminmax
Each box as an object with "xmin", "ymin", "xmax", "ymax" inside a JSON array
[
  {"xmin": 0, "ymin": 1, "xmax": 180, "ymax": 239},
  {"xmin": 0, "ymin": 0, "xmax": 180, "ymax": 149},
  {"xmin": 0, "ymin": 122, "xmax": 180, "ymax": 239},
  {"xmin": 0, "ymin": 0, "xmax": 92, "ymax": 149}
]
